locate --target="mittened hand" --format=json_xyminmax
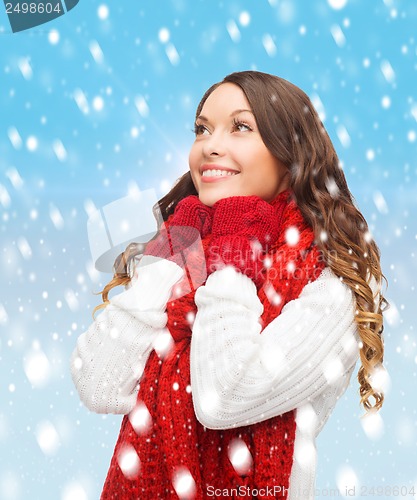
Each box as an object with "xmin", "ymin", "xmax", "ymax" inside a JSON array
[
  {"xmin": 210, "ymin": 195, "xmax": 281, "ymax": 244},
  {"xmin": 143, "ymin": 196, "xmax": 212, "ymax": 291},
  {"xmin": 207, "ymin": 196, "xmax": 284, "ymax": 288},
  {"xmin": 169, "ymin": 195, "xmax": 213, "ymax": 239}
]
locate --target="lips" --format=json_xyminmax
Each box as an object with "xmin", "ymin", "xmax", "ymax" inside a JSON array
[{"xmin": 200, "ymin": 166, "xmax": 240, "ymax": 183}]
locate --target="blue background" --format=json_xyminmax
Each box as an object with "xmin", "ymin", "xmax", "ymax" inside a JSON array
[{"xmin": 0, "ymin": 0, "xmax": 416, "ymax": 498}]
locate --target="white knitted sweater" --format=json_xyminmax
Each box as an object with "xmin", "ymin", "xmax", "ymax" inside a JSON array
[{"xmin": 70, "ymin": 256, "xmax": 363, "ymax": 499}]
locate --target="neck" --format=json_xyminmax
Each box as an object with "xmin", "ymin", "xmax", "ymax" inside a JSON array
[{"xmin": 270, "ymin": 188, "xmax": 292, "ymax": 208}]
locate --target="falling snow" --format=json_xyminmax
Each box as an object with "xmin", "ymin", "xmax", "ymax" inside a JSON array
[
  {"xmin": 336, "ymin": 123, "xmax": 351, "ymax": 148},
  {"xmin": 228, "ymin": 438, "xmax": 253, "ymax": 476},
  {"xmin": 172, "ymin": 467, "xmax": 196, "ymax": 500},
  {"xmin": 128, "ymin": 401, "xmax": 152, "ymax": 435},
  {"xmin": 158, "ymin": 28, "xmax": 170, "ymax": 44},
  {"xmin": 17, "ymin": 57, "xmax": 32, "ymax": 80},
  {"xmin": 97, "ymin": 4, "xmax": 109, "ymax": 20},
  {"xmin": 48, "ymin": 29, "xmax": 60, "ymax": 45},
  {"xmin": 36, "ymin": 420, "xmax": 61, "ymax": 455},
  {"xmin": 117, "ymin": 445, "xmax": 140, "ymax": 479},
  {"xmin": 336, "ymin": 465, "xmax": 360, "ymax": 495},
  {"xmin": 88, "ymin": 40, "xmax": 104, "ymax": 65},
  {"xmin": 380, "ymin": 59, "xmax": 396, "ymax": 84},
  {"xmin": 134, "ymin": 95, "xmax": 149, "ymax": 118},
  {"xmin": 153, "ymin": 330, "xmax": 174, "ymax": 359},
  {"xmin": 23, "ymin": 342, "xmax": 51, "ymax": 388},
  {"xmin": 328, "ymin": 0, "xmax": 348, "ymax": 10},
  {"xmin": 52, "ymin": 139, "xmax": 68, "ymax": 162},
  {"xmin": 165, "ymin": 43, "xmax": 180, "ymax": 66},
  {"xmin": 262, "ymin": 33, "xmax": 277, "ymax": 57},
  {"xmin": 26, "ymin": 135, "xmax": 38, "ymax": 151},
  {"xmin": 73, "ymin": 88, "xmax": 90, "ymax": 115},
  {"xmin": 7, "ymin": 127, "xmax": 22, "ymax": 149},
  {"xmin": 360, "ymin": 410, "xmax": 385, "ymax": 440},
  {"xmin": 285, "ymin": 226, "xmax": 300, "ymax": 246},
  {"xmin": 239, "ymin": 11, "xmax": 251, "ymax": 27},
  {"xmin": 6, "ymin": 168, "xmax": 23, "ymax": 189},
  {"xmin": 226, "ymin": 20, "xmax": 241, "ymax": 43},
  {"xmin": 330, "ymin": 24, "xmax": 346, "ymax": 48}
]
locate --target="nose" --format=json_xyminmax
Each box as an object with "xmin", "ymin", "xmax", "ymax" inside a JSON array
[{"xmin": 202, "ymin": 130, "xmax": 226, "ymax": 158}]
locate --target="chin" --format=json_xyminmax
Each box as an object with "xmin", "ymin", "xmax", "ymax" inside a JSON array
[
  {"xmin": 197, "ymin": 188, "xmax": 234, "ymax": 207},
  {"xmin": 197, "ymin": 193, "xmax": 217, "ymax": 208}
]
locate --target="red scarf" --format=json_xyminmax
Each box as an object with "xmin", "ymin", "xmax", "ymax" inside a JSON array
[{"xmin": 101, "ymin": 191, "xmax": 325, "ymax": 499}]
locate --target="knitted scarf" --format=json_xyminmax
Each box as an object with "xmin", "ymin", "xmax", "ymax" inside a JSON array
[{"xmin": 101, "ymin": 190, "xmax": 325, "ymax": 499}]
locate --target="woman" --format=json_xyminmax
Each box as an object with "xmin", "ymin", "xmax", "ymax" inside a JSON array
[{"xmin": 71, "ymin": 71, "xmax": 386, "ymax": 499}]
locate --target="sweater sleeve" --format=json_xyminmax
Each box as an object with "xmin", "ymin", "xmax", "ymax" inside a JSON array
[
  {"xmin": 70, "ymin": 256, "xmax": 183, "ymax": 415},
  {"xmin": 190, "ymin": 266, "xmax": 360, "ymax": 429}
]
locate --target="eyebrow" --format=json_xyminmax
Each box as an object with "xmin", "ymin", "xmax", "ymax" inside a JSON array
[{"xmin": 196, "ymin": 109, "xmax": 254, "ymax": 122}]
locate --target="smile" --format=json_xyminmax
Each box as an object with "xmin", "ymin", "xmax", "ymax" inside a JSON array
[{"xmin": 202, "ymin": 169, "xmax": 239, "ymax": 178}]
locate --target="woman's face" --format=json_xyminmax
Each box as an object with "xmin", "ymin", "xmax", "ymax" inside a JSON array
[{"xmin": 189, "ymin": 82, "xmax": 289, "ymax": 207}]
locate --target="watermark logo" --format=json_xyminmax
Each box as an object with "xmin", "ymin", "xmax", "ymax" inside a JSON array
[
  {"xmin": 86, "ymin": 186, "xmax": 208, "ymax": 299},
  {"xmin": 4, "ymin": 0, "xmax": 79, "ymax": 33},
  {"xmin": 87, "ymin": 187, "xmax": 161, "ymax": 273}
]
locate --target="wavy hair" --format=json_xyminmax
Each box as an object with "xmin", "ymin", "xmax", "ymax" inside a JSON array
[{"xmin": 95, "ymin": 70, "xmax": 387, "ymax": 413}]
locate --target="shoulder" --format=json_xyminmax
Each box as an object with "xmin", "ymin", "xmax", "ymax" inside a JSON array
[{"xmin": 283, "ymin": 266, "xmax": 356, "ymax": 314}]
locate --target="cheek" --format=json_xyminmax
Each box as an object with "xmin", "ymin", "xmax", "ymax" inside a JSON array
[
  {"xmin": 188, "ymin": 145, "xmax": 199, "ymax": 171},
  {"xmin": 188, "ymin": 147, "xmax": 200, "ymax": 187}
]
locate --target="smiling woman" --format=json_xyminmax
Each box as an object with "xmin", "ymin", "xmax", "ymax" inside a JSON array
[{"xmin": 70, "ymin": 70, "xmax": 387, "ymax": 500}]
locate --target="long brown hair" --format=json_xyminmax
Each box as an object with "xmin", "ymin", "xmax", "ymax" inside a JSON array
[{"xmin": 95, "ymin": 70, "xmax": 387, "ymax": 413}]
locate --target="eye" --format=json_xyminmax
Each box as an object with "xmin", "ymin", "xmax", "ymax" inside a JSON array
[
  {"xmin": 193, "ymin": 123, "xmax": 209, "ymax": 136},
  {"xmin": 232, "ymin": 118, "xmax": 252, "ymax": 132}
]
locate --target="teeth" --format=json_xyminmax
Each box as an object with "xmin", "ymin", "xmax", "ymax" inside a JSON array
[{"xmin": 202, "ymin": 169, "xmax": 238, "ymax": 177}]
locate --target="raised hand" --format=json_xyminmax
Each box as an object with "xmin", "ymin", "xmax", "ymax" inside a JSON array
[
  {"xmin": 142, "ymin": 195, "xmax": 213, "ymax": 295},
  {"xmin": 144, "ymin": 195, "xmax": 213, "ymax": 263},
  {"xmin": 206, "ymin": 195, "xmax": 285, "ymax": 288}
]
